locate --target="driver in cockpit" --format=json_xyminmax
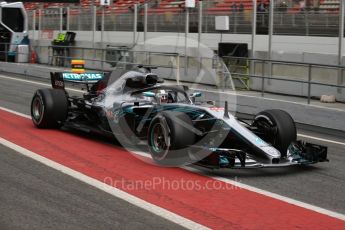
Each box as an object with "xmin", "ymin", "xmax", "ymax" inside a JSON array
[{"xmin": 157, "ymin": 90, "xmax": 175, "ymax": 104}]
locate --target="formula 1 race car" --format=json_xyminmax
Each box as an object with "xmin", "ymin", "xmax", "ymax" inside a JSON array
[{"xmin": 31, "ymin": 66, "xmax": 328, "ymax": 168}]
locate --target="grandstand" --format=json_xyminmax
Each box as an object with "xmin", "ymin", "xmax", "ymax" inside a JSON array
[
  {"xmin": 24, "ymin": 0, "xmax": 341, "ymax": 14},
  {"xmin": 319, "ymin": 0, "xmax": 340, "ymax": 12},
  {"xmin": 207, "ymin": 0, "xmax": 268, "ymax": 13},
  {"xmin": 24, "ymin": 0, "xmax": 342, "ymax": 37},
  {"xmin": 24, "ymin": 0, "xmax": 145, "ymax": 13},
  {"xmin": 147, "ymin": 0, "xmax": 201, "ymax": 14}
]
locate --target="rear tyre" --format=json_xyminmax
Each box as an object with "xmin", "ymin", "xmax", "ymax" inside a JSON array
[
  {"xmin": 31, "ymin": 89, "xmax": 68, "ymax": 128},
  {"xmin": 148, "ymin": 111, "xmax": 195, "ymax": 166},
  {"xmin": 253, "ymin": 109, "xmax": 297, "ymax": 157}
]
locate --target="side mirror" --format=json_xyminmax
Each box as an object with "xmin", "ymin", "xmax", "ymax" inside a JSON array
[
  {"xmin": 190, "ymin": 92, "xmax": 202, "ymax": 98},
  {"xmin": 190, "ymin": 92, "xmax": 202, "ymax": 104},
  {"xmin": 142, "ymin": 91, "xmax": 156, "ymax": 97}
]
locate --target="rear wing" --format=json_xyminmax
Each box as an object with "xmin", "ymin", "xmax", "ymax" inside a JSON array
[{"xmin": 50, "ymin": 72, "xmax": 105, "ymax": 90}]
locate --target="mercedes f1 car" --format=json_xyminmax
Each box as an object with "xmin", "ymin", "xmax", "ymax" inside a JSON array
[{"xmin": 31, "ymin": 66, "xmax": 328, "ymax": 168}]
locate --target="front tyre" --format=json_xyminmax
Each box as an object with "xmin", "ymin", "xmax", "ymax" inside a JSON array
[
  {"xmin": 31, "ymin": 89, "xmax": 68, "ymax": 128},
  {"xmin": 253, "ymin": 109, "xmax": 297, "ymax": 157},
  {"xmin": 148, "ymin": 111, "xmax": 195, "ymax": 166}
]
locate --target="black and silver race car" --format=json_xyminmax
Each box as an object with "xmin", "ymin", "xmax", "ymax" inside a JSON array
[{"xmin": 31, "ymin": 66, "xmax": 328, "ymax": 168}]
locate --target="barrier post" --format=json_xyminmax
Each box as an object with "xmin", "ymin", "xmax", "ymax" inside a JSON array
[
  {"xmin": 234, "ymin": 13, "xmax": 237, "ymax": 33},
  {"xmin": 78, "ymin": 5, "xmax": 81, "ymax": 30},
  {"xmin": 198, "ymin": 1, "xmax": 203, "ymax": 74},
  {"xmin": 307, "ymin": 64, "xmax": 312, "ymax": 104},
  {"xmin": 185, "ymin": 7, "xmax": 189, "ymax": 75},
  {"xmin": 101, "ymin": 6, "xmax": 105, "ymax": 48},
  {"xmin": 268, "ymin": 0, "xmax": 274, "ymax": 79},
  {"xmin": 251, "ymin": 0, "xmax": 257, "ymax": 78},
  {"xmin": 101, "ymin": 49, "xmax": 105, "ymax": 71},
  {"xmin": 48, "ymin": 46, "xmax": 52, "ymax": 65},
  {"xmin": 204, "ymin": 12, "xmax": 208, "ymax": 33},
  {"xmin": 198, "ymin": 2, "xmax": 202, "ymax": 45},
  {"xmin": 38, "ymin": 9, "xmax": 42, "ymax": 40},
  {"xmin": 154, "ymin": 12, "xmax": 157, "ymax": 32},
  {"xmin": 261, "ymin": 60, "xmax": 265, "ymax": 96},
  {"xmin": 133, "ymin": 4, "xmax": 138, "ymax": 45},
  {"xmin": 176, "ymin": 54, "xmax": 180, "ymax": 85},
  {"xmin": 144, "ymin": 3, "xmax": 148, "ymax": 43},
  {"xmin": 66, "ymin": 7, "xmax": 70, "ymax": 31},
  {"xmin": 59, "ymin": 7, "xmax": 63, "ymax": 32},
  {"xmin": 338, "ymin": 0, "xmax": 344, "ymax": 92},
  {"xmin": 92, "ymin": 6, "xmax": 96, "ymax": 48},
  {"xmin": 38, "ymin": 9, "xmax": 42, "ymax": 58},
  {"xmin": 305, "ymin": 11, "xmax": 309, "ymax": 36},
  {"xmin": 33, "ymin": 10, "xmax": 36, "ymax": 41}
]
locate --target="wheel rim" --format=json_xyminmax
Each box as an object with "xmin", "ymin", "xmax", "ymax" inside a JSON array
[
  {"xmin": 32, "ymin": 97, "xmax": 43, "ymax": 122},
  {"xmin": 255, "ymin": 118, "xmax": 277, "ymax": 145},
  {"xmin": 150, "ymin": 122, "xmax": 169, "ymax": 160}
]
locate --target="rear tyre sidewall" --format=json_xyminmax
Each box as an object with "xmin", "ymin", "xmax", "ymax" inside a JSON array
[{"xmin": 31, "ymin": 89, "xmax": 68, "ymax": 128}]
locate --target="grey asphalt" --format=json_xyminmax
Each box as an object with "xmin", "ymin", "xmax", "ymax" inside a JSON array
[
  {"xmin": 0, "ymin": 145, "xmax": 186, "ymax": 230},
  {"xmin": 0, "ymin": 74, "xmax": 186, "ymax": 229},
  {"xmin": 1, "ymin": 72, "xmax": 345, "ymax": 228}
]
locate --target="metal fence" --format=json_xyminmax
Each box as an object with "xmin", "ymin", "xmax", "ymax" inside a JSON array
[
  {"xmin": 24, "ymin": 43, "xmax": 233, "ymax": 89},
  {"xmin": 2, "ymin": 42, "xmax": 345, "ymax": 106},
  {"xmin": 70, "ymin": 8, "xmax": 94, "ymax": 31},
  {"xmin": 26, "ymin": 1, "xmax": 344, "ymax": 37},
  {"xmin": 223, "ymin": 55, "xmax": 345, "ymax": 104}
]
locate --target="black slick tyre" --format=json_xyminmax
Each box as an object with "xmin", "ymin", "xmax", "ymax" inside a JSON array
[
  {"xmin": 31, "ymin": 89, "xmax": 68, "ymax": 128},
  {"xmin": 147, "ymin": 111, "xmax": 195, "ymax": 166},
  {"xmin": 254, "ymin": 109, "xmax": 297, "ymax": 157}
]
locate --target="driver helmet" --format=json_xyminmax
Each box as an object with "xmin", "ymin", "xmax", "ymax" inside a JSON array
[{"xmin": 157, "ymin": 90, "xmax": 169, "ymax": 104}]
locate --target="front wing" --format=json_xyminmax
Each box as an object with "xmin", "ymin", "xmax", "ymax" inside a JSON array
[{"xmin": 195, "ymin": 141, "xmax": 328, "ymax": 169}]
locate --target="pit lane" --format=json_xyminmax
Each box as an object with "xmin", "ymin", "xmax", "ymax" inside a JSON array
[{"xmin": 1, "ymin": 72, "xmax": 345, "ymax": 229}]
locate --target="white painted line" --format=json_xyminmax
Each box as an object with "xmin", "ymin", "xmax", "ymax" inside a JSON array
[
  {"xmin": 0, "ymin": 137, "xmax": 209, "ymax": 230},
  {"xmin": 183, "ymin": 167, "xmax": 345, "ymax": 221},
  {"xmin": 2, "ymin": 63, "xmax": 68, "ymax": 72},
  {"xmin": 133, "ymin": 149, "xmax": 345, "ymax": 221},
  {"xmin": 298, "ymin": 134, "xmax": 345, "ymax": 147},
  {"xmin": 0, "ymin": 106, "xmax": 31, "ymax": 119},
  {"xmin": 0, "ymin": 74, "xmax": 84, "ymax": 93},
  {"xmin": 132, "ymin": 149, "xmax": 345, "ymax": 221},
  {"xmin": 1, "ymin": 108, "xmax": 345, "ymax": 222}
]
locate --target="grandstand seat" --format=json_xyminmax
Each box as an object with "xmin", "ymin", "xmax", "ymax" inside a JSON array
[
  {"xmin": 24, "ymin": 0, "xmax": 145, "ymax": 13},
  {"xmin": 147, "ymin": 0, "xmax": 201, "ymax": 15},
  {"xmin": 319, "ymin": 0, "xmax": 340, "ymax": 12},
  {"xmin": 23, "ymin": 0, "xmax": 340, "ymax": 15},
  {"xmin": 207, "ymin": 0, "xmax": 270, "ymax": 14}
]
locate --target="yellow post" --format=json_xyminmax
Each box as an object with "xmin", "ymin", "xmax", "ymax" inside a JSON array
[{"xmin": 71, "ymin": 60, "xmax": 85, "ymax": 74}]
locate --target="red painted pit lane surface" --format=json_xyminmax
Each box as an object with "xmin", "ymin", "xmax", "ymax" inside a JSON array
[{"xmin": 1, "ymin": 109, "xmax": 345, "ymax": 230}]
